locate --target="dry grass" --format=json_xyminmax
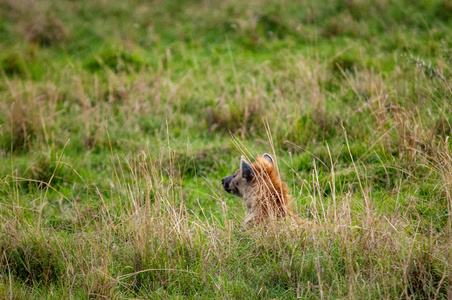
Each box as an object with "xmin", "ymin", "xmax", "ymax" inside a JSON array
[
  {"xmin": 2, "ymin": 140, "xmax": 451, "ymax": 298},
  {"xmin": 1, "ymin": 0, "xmax": 452, "ymax": 297}
]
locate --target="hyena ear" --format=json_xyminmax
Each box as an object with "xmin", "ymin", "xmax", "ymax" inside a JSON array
[
  {"xmin": 240, "ymin": 156, "xmax": 254, "ymax": 182},
  {"xmin": 263, "ymin": 153, "xmax": 274, "ymax": 164}
]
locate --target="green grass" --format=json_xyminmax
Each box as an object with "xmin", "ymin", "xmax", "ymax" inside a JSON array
[{"xmin": 1, "ymin": 0, "xmax": 452, "ymax": 298}]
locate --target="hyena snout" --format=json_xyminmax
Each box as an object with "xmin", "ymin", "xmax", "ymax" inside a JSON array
[{"xmin": 221, "ymin": 175, "xmax": 233, "ymax": 193}]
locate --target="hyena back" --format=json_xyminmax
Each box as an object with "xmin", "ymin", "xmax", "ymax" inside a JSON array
[{"xmin": 222, "ymin": 153, "xmax": 303, "ymax": 226}]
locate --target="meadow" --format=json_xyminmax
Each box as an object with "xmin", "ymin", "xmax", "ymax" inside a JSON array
[{"xmin": 1, "ymin": 0, "xmax": 452, "ymax": 298}]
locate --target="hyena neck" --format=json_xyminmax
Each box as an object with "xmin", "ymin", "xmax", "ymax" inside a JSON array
[{"xmin": 242, "ymin": 177, "xmax": 292, "ymax": 224}]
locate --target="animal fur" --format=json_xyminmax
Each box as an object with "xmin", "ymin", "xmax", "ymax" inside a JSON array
[{"xmin": 222, "ymin": 154, "xmax": 308, "ymax": 226}]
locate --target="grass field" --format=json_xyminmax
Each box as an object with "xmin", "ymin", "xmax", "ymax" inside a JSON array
[{"xmin": 1, "ymin": 0, "xmax": 452, "ymax": 298}]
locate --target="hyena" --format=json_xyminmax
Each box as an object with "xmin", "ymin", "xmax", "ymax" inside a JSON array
[{"xmin": 222, "ymin": 153, "xmax": 306, "ymax": 226}]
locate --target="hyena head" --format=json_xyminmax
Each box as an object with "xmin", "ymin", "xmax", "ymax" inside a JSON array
[{"xmin": 221, "ymin": 153, "xmax": 274, "ymax": 199}]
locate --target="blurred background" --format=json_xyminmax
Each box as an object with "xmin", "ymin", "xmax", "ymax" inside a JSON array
[{"xmin": 2, "ymin": 0, "xmax": 452, "ymax": 208}]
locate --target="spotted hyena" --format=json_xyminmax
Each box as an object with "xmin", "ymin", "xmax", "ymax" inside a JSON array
[{"xmin": 222, "ymin": 153, "xmax": 306, "ymax": 226}]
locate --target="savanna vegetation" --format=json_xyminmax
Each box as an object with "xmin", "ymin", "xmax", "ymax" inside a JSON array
[{"xmin": 1, "ymin": 0, "xmax": 452, "ymax": 298}]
